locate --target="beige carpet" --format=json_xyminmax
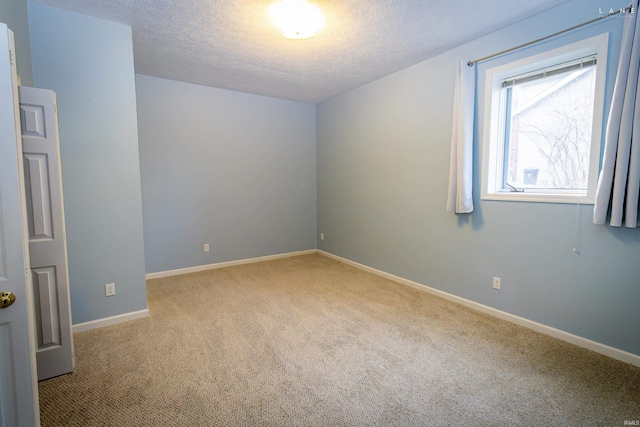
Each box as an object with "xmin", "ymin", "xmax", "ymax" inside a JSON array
[{"xmin": 39, "ymin": 254, "xmax": 640, "ymax": 426}]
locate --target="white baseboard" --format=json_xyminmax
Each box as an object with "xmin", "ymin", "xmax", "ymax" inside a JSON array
[
  {"xmin": 318, "ymin": 250, "xmax": 640, "ymax": 368},
  {"xmin": 72, "ymin": 309, "xmax": 150, "ymax": 333},
  {"xmin": 145, "ymin": 249, "xmax": 317, "ymax": 280}
]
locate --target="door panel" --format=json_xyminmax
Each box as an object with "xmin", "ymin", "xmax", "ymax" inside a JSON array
[
  {"xmin": 0, "ymin": 323, "xmax": 18, "ymax": 424},
  {"xmin": 23, "ymin": 153, "xmax": 54, "ymax": 240},
  {"xmin": 20, "ymin": 85, "xmax": 74, "ymax": 381},
  {"xmin": 0, "ymin": 23, "xmax": 40, "ymax": 426},
  {"xmin": 32, "ymin": 266, "xmax": 61, "ymax": 347}
]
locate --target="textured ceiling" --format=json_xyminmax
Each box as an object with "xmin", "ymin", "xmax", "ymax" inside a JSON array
[{"xmin": 33, "ymin": 0, "xmax": 572, "ymax": 104}]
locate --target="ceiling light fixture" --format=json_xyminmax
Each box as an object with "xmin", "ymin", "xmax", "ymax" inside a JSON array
[{"xmin": 269, "ymin": 0, "xmax": 324, "ymax": 40}]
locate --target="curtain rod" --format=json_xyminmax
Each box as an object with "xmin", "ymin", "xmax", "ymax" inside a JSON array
[{"xmin": 467, "ymin": 4, "xmax": 634, "ymax": 67}]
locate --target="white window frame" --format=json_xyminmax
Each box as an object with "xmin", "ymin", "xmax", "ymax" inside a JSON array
[{"xmin": 481, "ymin": 33, "xmax": 609, "ymax": 204}]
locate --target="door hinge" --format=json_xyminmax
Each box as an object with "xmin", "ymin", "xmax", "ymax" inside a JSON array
[
  {"xmin": 54, "ymin": 103, "xmax": 57, "ymax": 114},
  {"xmin": 9, "ymin": 49, "xmax": 15, "ymax": 65}
]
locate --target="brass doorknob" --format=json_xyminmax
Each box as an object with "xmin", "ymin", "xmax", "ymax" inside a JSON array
[{"xmin": 0, "ymin": 292, "xmax": 16, "ymax": 309}]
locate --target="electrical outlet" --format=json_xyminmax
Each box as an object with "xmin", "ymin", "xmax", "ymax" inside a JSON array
[
  {"xmin": 320, "ymin": 233, "xmax": 324, "ymax": 241},
  {"xmin": 105, "ymin": 283, "xmax": 116, "ymax": 296},
  {"xmin": 493, "ymin": 277, "xmax": 501, "ymax": 290},
  {"xmin": 204, "ymin": 243, "xmax": 210, "ymax": 252}
]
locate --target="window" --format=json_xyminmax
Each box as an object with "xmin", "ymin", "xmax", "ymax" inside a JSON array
[{"xmin": 481, "ymin": 34, "xmax": 609, "ymax": 204}]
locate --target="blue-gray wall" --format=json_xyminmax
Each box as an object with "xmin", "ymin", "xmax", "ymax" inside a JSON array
[
  {"xmin": 136, "ymin": 75, "xmax": 316, "ymax": 274},
  {"xmin": 0, "ymin": 0, "xmax": 32, "ymax": 85},
  {"xmin": 29, "ymin": 2, "xmax": 147, "ymax": 324},
  {"xmin": 317, "ymin": 0, "xmax": 640, "ymax": 356}
]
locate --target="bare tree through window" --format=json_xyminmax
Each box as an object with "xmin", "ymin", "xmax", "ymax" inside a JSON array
[{"xmin": 505, "ymin": 67, "xmax": 596, "ymax": 190}]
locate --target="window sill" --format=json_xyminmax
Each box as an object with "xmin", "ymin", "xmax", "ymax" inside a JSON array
[{"xmin": 481, "ymin": 192, "xmax": 594, "ymax": 205}]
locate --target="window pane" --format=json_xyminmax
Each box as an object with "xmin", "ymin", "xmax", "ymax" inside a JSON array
[{"xmin": 504, "ymin": 66, "xmax": 596, "ymax": 190}]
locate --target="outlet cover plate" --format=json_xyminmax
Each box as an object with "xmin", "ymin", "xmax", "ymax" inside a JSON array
[{"xmin": 105, "ymin": 283, "xmax": 116, "ymax": 296}]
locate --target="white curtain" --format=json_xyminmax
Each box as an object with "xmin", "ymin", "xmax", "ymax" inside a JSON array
[
  {"xmin": 446, "ymin": 61, "xmax": 476, "ymax": 214},
  {"xmin": 593, "ymin": 1, "xmax": 640, "ymax": 227}
]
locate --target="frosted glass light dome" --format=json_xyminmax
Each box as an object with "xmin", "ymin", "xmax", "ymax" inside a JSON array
[{"xmin": 269, "ymin": 0, "xmax": 325, "ymax": 39}]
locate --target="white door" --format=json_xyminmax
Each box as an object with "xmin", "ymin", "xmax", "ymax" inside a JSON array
[
  {"xmin": 0, "ymin": 24, "xmax": 40, "ymax": 427},
  {"xmin": 20, "ymin": 86, "xmax": 75, "ymax": 381}
]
